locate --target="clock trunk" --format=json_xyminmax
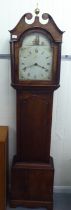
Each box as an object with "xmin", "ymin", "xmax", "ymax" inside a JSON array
[{"xmin": 17, "ymin": 90, "xmax": 53, "ymax": 162}]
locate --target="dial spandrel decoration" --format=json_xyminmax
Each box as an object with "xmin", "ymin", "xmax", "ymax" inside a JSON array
[{"xmin": 19, "ymin": 31, "xmax": 53, "ymax": 80}]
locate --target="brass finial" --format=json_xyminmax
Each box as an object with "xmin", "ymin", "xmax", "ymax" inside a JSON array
[{"xmin": 35, "ymin": 2, "xmax": 40, "ymax": 15}]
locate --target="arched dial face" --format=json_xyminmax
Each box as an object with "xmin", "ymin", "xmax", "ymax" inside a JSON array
[{"xmin": 19, "ymin": 31, "xmax": 53, "ymax": 80}]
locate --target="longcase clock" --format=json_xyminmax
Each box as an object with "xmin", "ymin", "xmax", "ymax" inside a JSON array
[{"xmin": 9, "ymin": 11, "xmax": 63, "ymax": 210}]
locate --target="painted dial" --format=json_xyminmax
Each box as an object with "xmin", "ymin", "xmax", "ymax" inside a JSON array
[{"xmin": 19, "ymin": 31, "xmax": 53, "ymax": 80}]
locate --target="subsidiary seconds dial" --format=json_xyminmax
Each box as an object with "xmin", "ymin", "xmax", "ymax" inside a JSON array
[{"xmin": 19, "ymin": 31, "xmax": 53, "ymax": 80}]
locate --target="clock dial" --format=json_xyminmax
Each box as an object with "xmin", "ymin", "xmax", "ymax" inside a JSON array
[{"xmin": 19, "ymin": 31, "xmax": 53, "ymax": 80}]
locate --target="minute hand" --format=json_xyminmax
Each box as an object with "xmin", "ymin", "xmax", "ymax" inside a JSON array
[{"xmin": 34, "ymin": 63, "xmax": 48, "ymax": 70}]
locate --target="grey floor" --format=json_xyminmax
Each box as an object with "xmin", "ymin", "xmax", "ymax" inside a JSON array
[
  {"xmin": 7, "ymin": 193, "xmax": 71, "ymax": 210},
  {"xmin": 54, "ymin": 193, "xmax": 71, "ymax": 210}
]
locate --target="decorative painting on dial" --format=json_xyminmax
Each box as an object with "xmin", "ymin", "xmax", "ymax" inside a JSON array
[{"xmin": 19, "ymin": 31, "xmax": 53, "ymax": 80}]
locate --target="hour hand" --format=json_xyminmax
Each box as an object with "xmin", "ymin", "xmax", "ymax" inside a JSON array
[
  {"xmin": 22, "ymin": 67, "xmax": 27, "ymax": 71},
  {"xmin": 23, "ymin": 63, "xmax": 40, "ymax": 70},
  {"xmin": 22, "ymin": 64, "xmax": 34, "ymax": 71}
]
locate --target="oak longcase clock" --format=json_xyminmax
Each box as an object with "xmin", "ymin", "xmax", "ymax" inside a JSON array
[{"xmin": 9, "ymin": 11, "xmax": 63, "ymax": 210}]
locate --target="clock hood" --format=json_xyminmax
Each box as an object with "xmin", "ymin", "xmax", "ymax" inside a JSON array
[{"xmin": 9, "ymin": 12, "xmax": 64, "ymax": 43}]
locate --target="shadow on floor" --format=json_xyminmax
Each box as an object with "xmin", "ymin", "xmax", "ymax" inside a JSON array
[{"xmin": 7, "ymin": 193, "xmax": 71, "ymax": 210}]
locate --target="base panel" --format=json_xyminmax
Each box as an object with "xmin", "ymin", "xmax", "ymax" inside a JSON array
[{"xmin": 10, "ymin": 156, "xmax": 54, "ymax": 210}]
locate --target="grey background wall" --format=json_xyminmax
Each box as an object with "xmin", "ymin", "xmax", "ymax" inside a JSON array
[{"xmin": 0, "ymin": 0, "xmax": 71, "ymax": 192}]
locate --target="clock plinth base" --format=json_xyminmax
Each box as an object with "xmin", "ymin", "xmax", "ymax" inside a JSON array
[{"xmin": 10, "ymin": 156, "xmax": 54, "ymax": 210}]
